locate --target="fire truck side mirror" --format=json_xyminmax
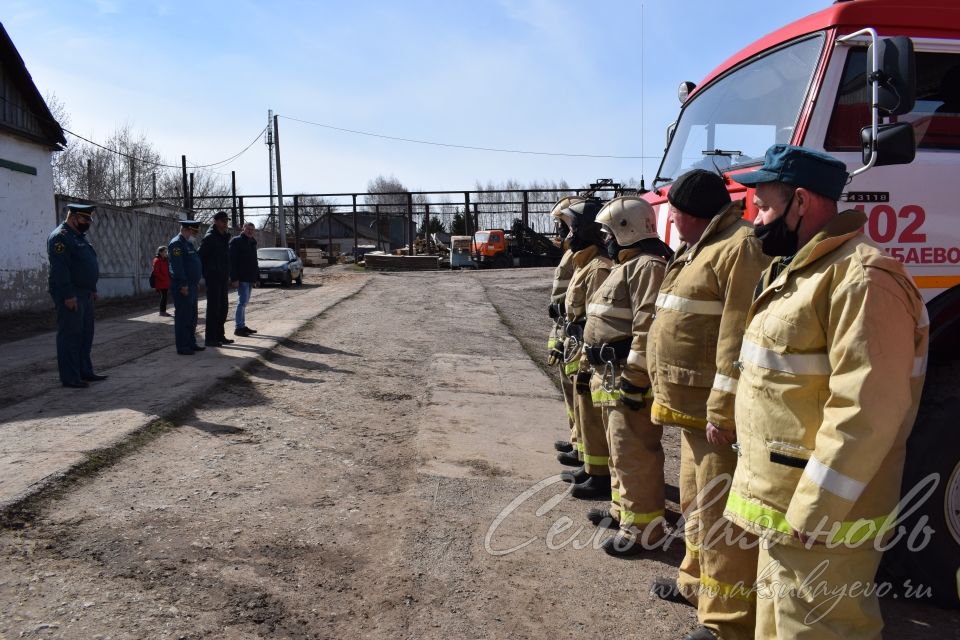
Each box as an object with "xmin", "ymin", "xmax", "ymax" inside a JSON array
[
  {"xmin": 860, "ymin": 122, "xmax": 916, "ymax": 167},
  {"xmin": 867, "ymin": 36, "xmax": 916, "ymax": 116}
]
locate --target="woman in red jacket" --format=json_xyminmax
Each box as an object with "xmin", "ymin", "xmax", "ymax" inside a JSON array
[{"xmin": 152, "ymin": 245, "xmax": 172, "ymax": 316}]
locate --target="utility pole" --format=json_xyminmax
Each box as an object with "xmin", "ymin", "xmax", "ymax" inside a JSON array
[
  {"xmin": 129, "ymin": 156, "xmax": 136, "ymax": 207},
  {"xmin": 231, "ymin": 171, "xmax": 238, "ymax": 228},
  {"xmin": 273, "ymin": 113, "xmax": 287, "ymax": 247},
  {"xmin": 87, "ymin": 158, "xmax": 94, "ymax": 200},
  {"xmin": 189, "ymin": 173, "xmax": 195, "ymax": 211},
  {"xmin": 266, "ymin": 109, "xmax": 276, "ymax": 234},
  {"xmin": 181, "ymin": 156, "xmax": 188, "ymax": 210},
  {"xmin": 152, "ymin": 171, "xmax": 157, "ymax": 201}
]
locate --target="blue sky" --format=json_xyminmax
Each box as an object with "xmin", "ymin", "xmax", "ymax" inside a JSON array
[{"xmin": 5, "ymin": 0, "xmax": 828, "ymax": 200}]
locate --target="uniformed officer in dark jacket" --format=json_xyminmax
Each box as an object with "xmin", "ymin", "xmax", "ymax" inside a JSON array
[
  {"xmin": 168, "ymin": 220, "xmax": 204, "ymax": 355},
  {"xmin": 198, "ymin": 211, "xmax": 233, "ymax": 347},
  {"xmin": 48, "ymin": 203, "xmax": 106, "ymax": 388}
]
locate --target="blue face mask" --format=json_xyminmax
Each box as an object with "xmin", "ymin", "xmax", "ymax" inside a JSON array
[{"xmin": 754, "ymin": 192, "xmax": 801, "ymax": 257}]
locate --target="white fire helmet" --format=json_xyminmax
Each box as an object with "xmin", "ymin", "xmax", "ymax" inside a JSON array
[
  {"xmin": 549, "ymin": 196, "xmax": 586, "ymax": 227},
  {"xmin": 595, "ymin": 196, "xmax": 659, "ymax": 246}
]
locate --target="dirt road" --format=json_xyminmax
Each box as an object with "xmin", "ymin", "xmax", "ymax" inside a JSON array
[{"xmin": 0, "ymin": 268, "xmax": 954, "ymax": 639}]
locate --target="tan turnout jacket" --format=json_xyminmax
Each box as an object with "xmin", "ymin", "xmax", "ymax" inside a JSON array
[
  {"xmin": 582, "ymin": 248, "xmax": 666, "ymax": 406},
  {"xmin": 648, "ymin": 200, "xmax": 771, "ymax": 431},
  {"xmin": 563, "ymin": 245, "xmax": 613, "ymax": 376},
  {"xmin": 724, "ymin": 211, "xmax": 928, "ymax": 546},
  {"xmin": 547, "ymin": 249, "xmax": 576, "ymax": 353}
]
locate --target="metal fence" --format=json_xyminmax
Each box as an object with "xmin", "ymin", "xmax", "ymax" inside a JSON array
[{"xmin": 55, "ymin": 196, "xmax": 277, "ymax": 300}]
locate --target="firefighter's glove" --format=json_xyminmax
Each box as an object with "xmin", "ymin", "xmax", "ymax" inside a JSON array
[
  {"xmin": 575, "ymin": 370, "xmax": 592, "ymax": 396},
  {"xmin": 619, "ymin": 377, "xmax": 648, "ymax": 411},
  {"xmin": 547, "ymin": 338, "xmax": 563, "ymax": 365}
]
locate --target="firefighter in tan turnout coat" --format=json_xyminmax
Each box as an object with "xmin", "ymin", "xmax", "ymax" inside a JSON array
[
  {"xmin": 557, "ymin": 199, "xmax": 614, "ymax": 497},
  {"xmin": 578, "ymin": 196, "xmax": 674, "ymax": 556},
  {"xmin": 724, "ymin": 145, "xmax": 928, "ymax": 640},
  {"xmin": 647, "ymin": 170, "xmax": 771, "ymax": 640},
  {"xmin": 547, "ymin": 197, "xmax": 586, "ymax": 459}
]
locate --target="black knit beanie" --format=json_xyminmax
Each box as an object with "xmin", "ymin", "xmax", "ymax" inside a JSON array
[{"xmin": 667, "ymin": 169, "xmax": 731, "ymax": 219}]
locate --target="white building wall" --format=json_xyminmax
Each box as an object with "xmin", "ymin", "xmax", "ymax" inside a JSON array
[{"xmin": 0, "ymin": 135, "xmax": 55, "ymax": 313}]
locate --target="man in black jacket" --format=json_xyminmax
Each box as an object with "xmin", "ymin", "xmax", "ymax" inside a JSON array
[
  {"xmin": 198, "ymin": 211, "xmax": 233, "ymax": 347},
  {"xmin": 229, "ymin": 222, "xmax": 259, "ymax": 336}
]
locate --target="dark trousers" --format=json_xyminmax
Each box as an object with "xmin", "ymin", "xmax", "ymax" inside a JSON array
[
  {"xmin": 204, "ymin": 278, "xmax": 229, "ymax": 344},
  {"xmin": 54, "ymin": 291, "xmax": 95, "ymax": 384},
  {"xmin": 173, "ymin": 285, "xmax": 199, "ymax": 353},
  {"xmin": 158, "ymin": 288, "xmax": 168, "ymax": 314}
]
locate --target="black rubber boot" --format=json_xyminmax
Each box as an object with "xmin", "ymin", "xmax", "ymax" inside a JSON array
[
  {"xmin": 560, "ymin": 466, "xmax": 589, "ymax": 484},
  {"xmin": 556, "ymin": 450, "xmax": 582, "ymax": 467},
  {"xmin": 681, "ymin": 626, "xmax": 718, "ymax": 640},
  {"xmin": 554, "ymin": 440, "xmax": 573, "ymax": 453},
  {"xmin": 586, "ymin": 507, "xmax": 620, "ymax": 529},
  {"xmin": 602, "ymin": 531, "xmax": 648, "ymax": 558},
  {"xmin": 569, "ymin": 474, "xmax": 611, "ymax": 500},
  {"xmin": 650, "ymin": 576, "xmax": 694, "ymax": 607}
]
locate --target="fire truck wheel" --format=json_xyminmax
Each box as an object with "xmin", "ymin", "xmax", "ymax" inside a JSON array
[{"xmin": 883, "ymin": 357, "xmax": 960, "ymax": 609}]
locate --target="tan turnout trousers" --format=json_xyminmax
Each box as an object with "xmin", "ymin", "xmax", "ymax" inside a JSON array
[
  {"xmin": 604, "ymin": 401, "xmax": 664, "ymax": 538},
  {"xmin": 679, "ymin": 428, "xmax": 758, "ymax": 640}
]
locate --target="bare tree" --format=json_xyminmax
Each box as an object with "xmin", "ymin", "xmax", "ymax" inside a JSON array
[{"xmin": 47, "ymin": 95, "xmax": 232, "ymax": 217}]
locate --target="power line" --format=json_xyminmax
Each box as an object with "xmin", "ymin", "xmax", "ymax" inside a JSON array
[
  {"xmin": 62, "ymin": 125, "xmax": 266, "ymax": 170},
  {"xmin": 0, "ymin": 94, "xmax": 265, "ymax": 170},
  {"xmin": 279, "ymin": 115, "xmax": 661, "ymax": 160}
]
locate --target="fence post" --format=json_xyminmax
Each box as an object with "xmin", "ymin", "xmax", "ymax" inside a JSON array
[
  {"xmin": 327, "ymin": 205, "xmax": 333, "ymax": 261},
  {"xmin": 181, "ymin": 156, "xmax": 188, "ymax": 210},
  {"xmin": 463, "ymin": 192, "xmax": 471, "ymax": 236},
  {"xmin": 239, "ymin": 196, "xmax": 245, "ymax": 226},
  {"xmin": 407, "ymin": 192, "xmax": 414, "ymax": 255},
  {"xmin": 231, "ymin": 171, "xmax": 238, "ymax": 228},
  {"xmin": 352, "ymin": 194, "xmax": 358, "ymax": 257},
  {"xmin": 293, "ymin": 195, "xmax": 300, "ymax": 254}
]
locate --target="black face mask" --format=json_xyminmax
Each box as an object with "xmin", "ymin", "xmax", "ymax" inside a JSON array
[
  {"xmin": 754, "ymin": 192, "xmax": 802, "ymax": 257},
  {"xmin": 603, "ymin": 232, "xmax": 621, "ymax": 261},
  {"xmin": 75, "ymin": 220, "xmax": 91, "ymax": 233}
]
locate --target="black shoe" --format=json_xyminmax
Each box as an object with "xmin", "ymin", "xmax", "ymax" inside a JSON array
[
  {"xmin": 235, "ymin": 327, "xmax": 252, "ymax": 336},
  {"xmin": 62, "ymin": 381, "xmax": 89, "ymax": 388},
  {"xmin": 587, "ymin": 508, "xmax": 620, "ymax": 529},
  {"xmin": 554, "ymin": 440, "xmax": 573, "ymax": 453},
  {"xmin": 192, "ymin": 345, "xmax": 206, "ymax": 352},
  {"xmin": 557, "ymin": 450, "xmax": 581, "ymax": 467},
  {"xmin": 177, "ymin": 350, "xmax": 195, "ymax": 355},
  {"xmin": 220, "ymin": 338, "xmax": 235, "ymax": 344},
  {"xmin": 651, "ymin": 577, "xmax": 694, "ymax": 607},
  {"xmin": 561, "ymin": 466, "xmax": 589, "ymax": 484},
  {"xmin": 244, "ymin": 327, "xmax": 257, "ymax": 334},
  {"xmin": 570, "ymin": 474, "xmax": 611, "ymax": 500},
  {"xmin": 602, "ymin": 532, "xmax": 647, "ymax": 558},
  {"xmin": 82, "ymin": 374, "xmax": 108, "ymax": 382},
  {"xmin": 681, "ymin": 627, "xmax": 718, "ymax": 640}
]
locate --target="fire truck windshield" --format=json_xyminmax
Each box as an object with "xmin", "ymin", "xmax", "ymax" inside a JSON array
[{"xmin": 657, "ymin": 34, "xmax": 825, "ymax": 185}]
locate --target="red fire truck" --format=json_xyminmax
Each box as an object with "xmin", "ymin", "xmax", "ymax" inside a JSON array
[{"xmin": 645, "ymin": 0, "xmax": 960, "ymax": 606}]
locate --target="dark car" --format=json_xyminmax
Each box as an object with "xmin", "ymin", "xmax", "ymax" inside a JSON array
[{"xmin": 257, "ymin": 247, "xmax": 304, "ymax": 286}]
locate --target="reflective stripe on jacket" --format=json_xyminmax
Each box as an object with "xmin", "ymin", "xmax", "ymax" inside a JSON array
[
  {"xmin": 563, "ymin": 245, "xmax": 613, "ymax": 375},
  {"xmin": 564, "ymin": 245, "xmax": 613, "ymax": 324},
  {"xmin": 647, "ymin": 200, "xmax": 771, "ymax": 431},
  {"xmin": 583, "ymin": 248, "xmax": 667, "ymax": 407},
  {"xmin": 723, "ymin": 210, "xmax": 928, "ymax": 546}
]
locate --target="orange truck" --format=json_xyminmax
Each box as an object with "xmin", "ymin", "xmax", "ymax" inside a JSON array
[
  {"xmin": 472, "ymin": 229, "xmax": 513, "ymax": 268},
  {"xmin": 645, "ymin": 0, "xmax": 960, "ymax": 606}
]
